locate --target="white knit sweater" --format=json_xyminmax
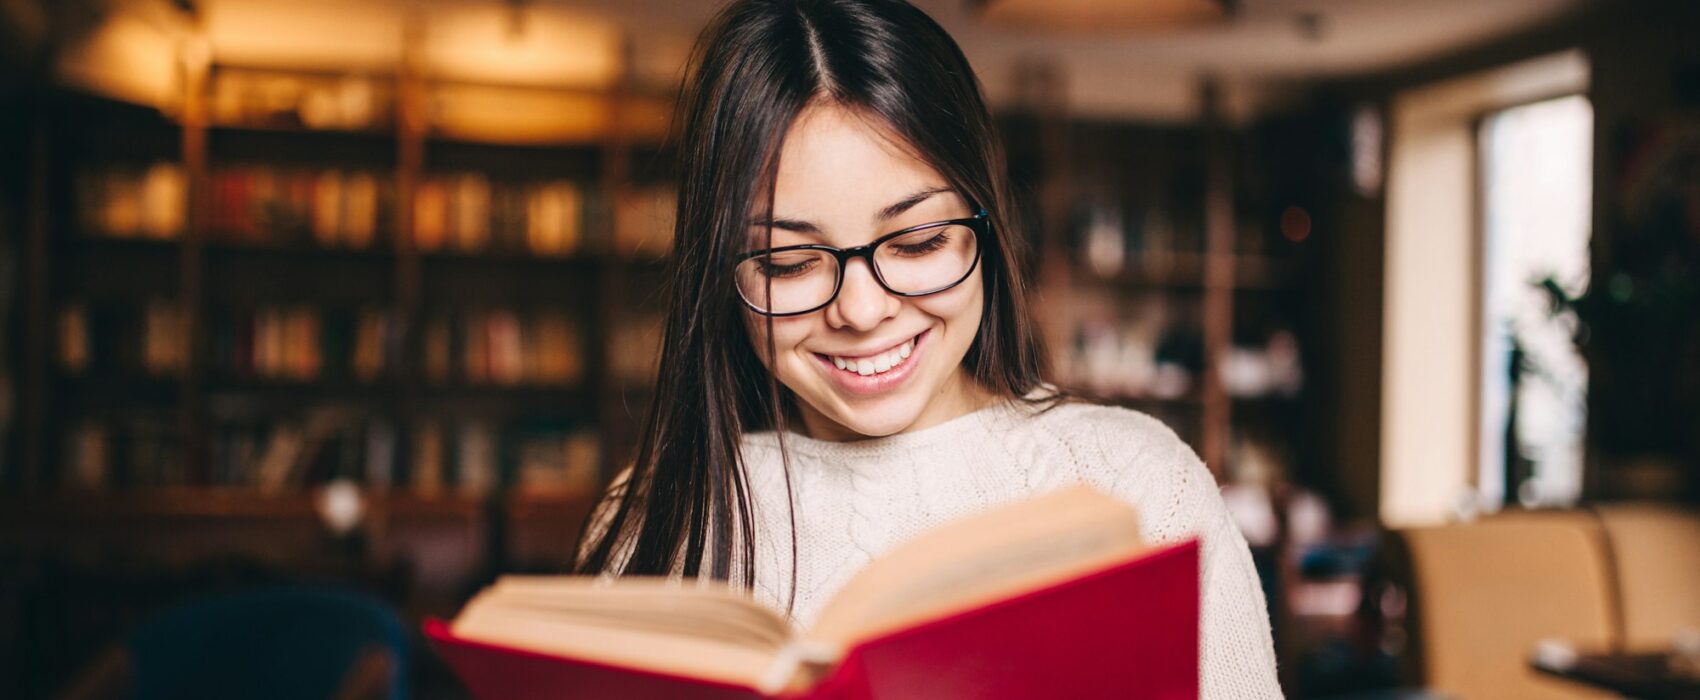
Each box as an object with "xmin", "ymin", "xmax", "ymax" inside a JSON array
[{"xmin": 733, "ymin": 397, "xmax": 1283, "ymax": 699}]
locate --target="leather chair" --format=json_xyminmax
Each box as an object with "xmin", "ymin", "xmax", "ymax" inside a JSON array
[{"xmin": 1387, "ymin": 512, "xmax": 1619, "ymax": 699}]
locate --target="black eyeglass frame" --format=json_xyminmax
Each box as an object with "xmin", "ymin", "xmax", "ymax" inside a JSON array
[{"xmin": 734, "ymin": 208, "xmax": 990, "ymax": 317}]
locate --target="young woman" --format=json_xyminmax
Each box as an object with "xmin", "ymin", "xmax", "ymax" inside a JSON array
[{"xmin": 573, "ymin": 0, "xmax": 1280, "ymax": 695}]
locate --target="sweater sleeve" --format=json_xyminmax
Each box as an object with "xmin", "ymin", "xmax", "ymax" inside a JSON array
[{"xmin": 1071, "ymin": 407, "xmax": 1284, "ymax": 699}]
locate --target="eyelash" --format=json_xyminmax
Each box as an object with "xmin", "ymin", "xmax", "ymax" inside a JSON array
[
  {"xmin": 757, "ymin": 258, "xmax": 818, "ymax": 279},
  {"xmin": 889, "ymin": 231, "xmax": 950, "ymax": 256}
]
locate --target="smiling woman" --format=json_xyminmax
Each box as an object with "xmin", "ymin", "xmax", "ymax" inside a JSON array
[
  {"xmin": 570, "ymin": 1, "xmax": 1279, "ymax": 697},
  {"xmin": 737, "ymin": 105, "xmax": 995, "ymax": 439}
]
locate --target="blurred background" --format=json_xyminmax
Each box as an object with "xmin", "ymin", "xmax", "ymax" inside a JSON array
[{"xmin": 1, "ymin": 0, "xmax": 1697, "ymax": 698}]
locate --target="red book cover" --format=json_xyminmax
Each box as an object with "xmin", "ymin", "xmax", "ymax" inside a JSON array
[{"xmin": 427, "ymin": 539, "xmax": 1199, "ymax": 700}]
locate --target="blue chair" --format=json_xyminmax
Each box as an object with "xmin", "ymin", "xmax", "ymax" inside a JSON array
[{"xmin": 123, "ymin": 585, "xmax": 410, "ymax": 700}]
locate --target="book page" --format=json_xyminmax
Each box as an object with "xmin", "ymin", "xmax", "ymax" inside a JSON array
[
  {"xmin": 453, "ymin": 607, "xmax": 777, "ymax": 687},
  {"xmin": 451, "ymin": 578, "xmax": 796, "ymax": 687},
  {"xmin": 805, "ymin": 485, "xmax": 1146, "ymax": 649}
]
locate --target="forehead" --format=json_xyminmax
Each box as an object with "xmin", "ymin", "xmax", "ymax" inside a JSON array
[{"xmin": 763, "ymin": 102, "xmax": 953, "ymax": 226}]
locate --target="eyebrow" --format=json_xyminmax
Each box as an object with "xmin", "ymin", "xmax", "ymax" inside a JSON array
[{"xmin": 748, "ymin": 186, "xmax": 954, "ymax": 234}]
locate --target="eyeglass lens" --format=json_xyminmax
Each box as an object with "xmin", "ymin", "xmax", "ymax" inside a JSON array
[{"xmin": 735, "ymin": 223, "xmax": 978, "ymax": 315}]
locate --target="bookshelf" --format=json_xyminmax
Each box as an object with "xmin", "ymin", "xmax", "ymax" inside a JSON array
[
  {"xmin": 1002, "ymin": 81, "xmax": 1317, "ymax": 482},
  {"xmin": 15, "ymin": 66, "xmax": 1320, "ymax": 538},
  {"xmin": 7, "ymin": 43, "xmax": 674, "ymax": 617}
]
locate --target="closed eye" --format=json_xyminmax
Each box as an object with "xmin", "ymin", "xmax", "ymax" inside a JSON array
[
  {"xmin": 755, "ymin": 256, "xmax": 821, "ymax": 279},
  {"xmin": 888, "ymin": 231, "xmax": 951, "ymax": 256}
]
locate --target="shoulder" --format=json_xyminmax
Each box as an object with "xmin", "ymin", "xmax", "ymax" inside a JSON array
[
  {"xmin": 1021, "ymin": 398, "xmax": 1182, "ymax": 443},
  {"xmin": 1010, "ymin": 398, "xmax": 1196, "ymax": 473},
  {"xmin": 1017, "ymin": 398, "xmax": 1220, "ymax": 544}
]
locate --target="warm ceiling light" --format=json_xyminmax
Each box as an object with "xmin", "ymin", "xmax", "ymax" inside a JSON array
[
  {"xmin": 424, "ymin": 4, "xmax": 621, "ymax": 89},
  {"xmin": 973, "ymin": 0, "xmax": 1228, "ymax": 33}
]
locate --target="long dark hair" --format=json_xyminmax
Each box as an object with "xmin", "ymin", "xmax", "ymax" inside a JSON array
[{"xmin": 572, "ymin": 0, "xmax": 1053, "ymax": 601}]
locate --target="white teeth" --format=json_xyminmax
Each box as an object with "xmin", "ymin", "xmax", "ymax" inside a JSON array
[{"xmin": 827, "ymin": 334, "xmax": 920, "ymax": 377}]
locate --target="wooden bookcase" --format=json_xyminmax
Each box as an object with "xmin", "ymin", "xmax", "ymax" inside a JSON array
[
  {"xmin": 5, "ymin": 43, "xmax": 676, "ymax": 623},
  {"xmin": 1001, "ymin": 81, "xmax": 1316, "ymax": 482}
]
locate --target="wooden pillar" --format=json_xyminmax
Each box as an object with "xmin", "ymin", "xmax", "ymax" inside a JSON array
[
  {"xmin": 1199, "ymin": 78, "xmax": 1234, "ymax": 478},
  {"xmin": 20, "ymin": 86, "xmax": 51, "ymax": 491},
  {"xmin": 396, "ymin": 13, "xmax": 425, "ymax": 328},
  {"xmin": 1018, "ymin": 57, "xmax": 1073, "ymax": 381},
  {"xmin": 596, "ymin": 32, "xmax": 635, "ymax": 484},
  {"xmin": 179, "ymin": 37, "xmax": 210, "ymax": 483}
]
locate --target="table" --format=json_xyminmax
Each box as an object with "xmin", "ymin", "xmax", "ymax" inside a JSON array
[{"xmin": 1531, "ymin": 644, "xmax": 1700, "ymax": 700}]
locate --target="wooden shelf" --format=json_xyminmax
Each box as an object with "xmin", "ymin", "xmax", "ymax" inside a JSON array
[
  {"xmin": 419, "ymin": 249, "xmax": 622, "ymax": 268},
  {"xmin": 506, "ymin": 488, "xmax": 598, "ymax": 515},
  {"xmin": 204, "ymin": 239, "xmax": 399, "ymax": 261},
  {"xmin": 418, "ymin": 382, "xmax": 586, "ymax": 396},
  {"xmin": 0, "ymin": 488, "xmax": 499, "ymax": 523},
  {"xmin": 206, "ymin": 377, "xmax": 402, "ymax": 397},
  {"xmin": 208, "ymin": 122, "xmax": 396, "ymax": 139},
  {"xmin": 52, "ymin": 237, "xmax": 182, "ymax": 299},
  {"xmin": 373, "ymin": 492, "xmax": 484, "ymax": 519},
  {"xmin": 53, "ymin": 373, "xmax": 181, "ymax": 407},
  {"xmin": 54, "ymin": 235, "xmax": 183, "ymax": 253},
  {"xmin": 0, "ymin": 488, "xmax": 319, "ymax": 521}
]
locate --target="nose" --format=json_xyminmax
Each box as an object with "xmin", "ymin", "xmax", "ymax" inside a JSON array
[{"xmin": 825, "ymin": 257, "xmax": 900, "ymax": 331}]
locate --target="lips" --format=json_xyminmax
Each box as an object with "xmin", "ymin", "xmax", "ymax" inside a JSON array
[{"xmin": 810, "ymin": 330, "xmax": 928, "ymax": 395}]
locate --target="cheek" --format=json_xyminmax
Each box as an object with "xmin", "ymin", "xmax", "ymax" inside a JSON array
[
  {"xmin": 741, "ymin": 313, "xmax": 817, "ymax": 373},
  {"xmin": 913, "ymin": 270, "xmax": 985, "ymax": 331}
]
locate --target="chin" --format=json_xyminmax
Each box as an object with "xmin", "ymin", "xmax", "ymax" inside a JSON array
[{"xmin": 818, "ymin": 395, "xmax": 927, "ymax": 438}]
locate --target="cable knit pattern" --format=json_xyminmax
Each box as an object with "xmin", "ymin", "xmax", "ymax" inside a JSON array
[{"xmin": 737, "ymin": 398, "xmax": 1283, "ymax": 699}]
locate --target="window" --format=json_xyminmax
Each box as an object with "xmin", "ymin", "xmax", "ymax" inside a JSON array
[{"xmin": 1476, "ymin": 95, "xmax": 1593, "ymax": 508}]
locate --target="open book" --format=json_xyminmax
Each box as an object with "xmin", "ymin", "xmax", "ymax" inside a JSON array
[{"xmin": 426, "ymin": 486, "xmax": 1200, "ymax": 700}]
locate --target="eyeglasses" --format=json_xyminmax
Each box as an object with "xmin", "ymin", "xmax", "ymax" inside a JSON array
[{"xmin": 734, "ymin": 209, "xmax": 988, "ymax": 317}]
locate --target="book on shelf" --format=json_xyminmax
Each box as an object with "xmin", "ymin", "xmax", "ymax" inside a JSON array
[
  {"xmin": 348, "ymin": 309, "xmax": 402, "ymax": 382},
  {"xmin": 63, "ymin": 407, "xmax": 595, "ymax": 494},
  {"xmin": 411, "ymin": 421, "xmax": 447, "ymax": 499},
  {"xmin": 363, "ymin": 419, "xmax": 398, "ymax": 492},
  {"xmin": 451, "ymin": 173, "xmax": 493, "ymax": 253},
  {"xmin": 427, "ymin": 486, "xmax": 1200, "ymax": 700},
  {"xmin": 253, "ymin": 424, "xmax": 308, "ymax": 493},
  {"xmin": 431, "ymin": 308, "xmax": 584, "ymax": 387},
  {"xmin": 310, "ymin": 170, "xmax": 384, "ymax": 249},
  {"xmin": 210, "ymin": 306, "xmax": 403, "ymax": 383},
  {"xmin": 57, "ymin": 300, "xmax": 186, "ymax": 377},
  {"xmin": 526, "ymin": 181, "xmax": 583, "ymax": 256},
  {"xmin": 77, "ymin": 162, "xmax": 186, "ymax": 240},
  {"xmin": 415, "ymin": 179, "xmax": 451, "ymax": 252},
  {"xmin": 209, "ymin": 165, "xmax": 391, "ymax": 248},
  {"xmin": 57, "ymin": 303, "xmax": 90, "ymax": 372},
  {"xmin": 63, "ymin": 416, "xmax": 185, "ymax": 491},
  {"xmin": 607, "ymin": 313, "xmax": 663, "ymax": 387},
  {"xmin": 455, "ymin": 421, "xmax": 498, "ymax": 498},
  {"xmin": 512, "ymin": 425, "xmax": 600, "ymax": 497},
  {"xmin": 66, "ymin": 421, "xmax": 110, "ymax": 491},
  {"xmin": 414, "ymin": 174, "xmax": 586, "ymax": 257}
]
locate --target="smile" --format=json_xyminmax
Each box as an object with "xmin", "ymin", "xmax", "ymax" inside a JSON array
[
  {"xmin": 810, "ymin": 330, "xmax": 929, "ymax": 395},
  {"xmin": 827, "ymin": 336, "xmax": 916, "ymax": 376}
]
